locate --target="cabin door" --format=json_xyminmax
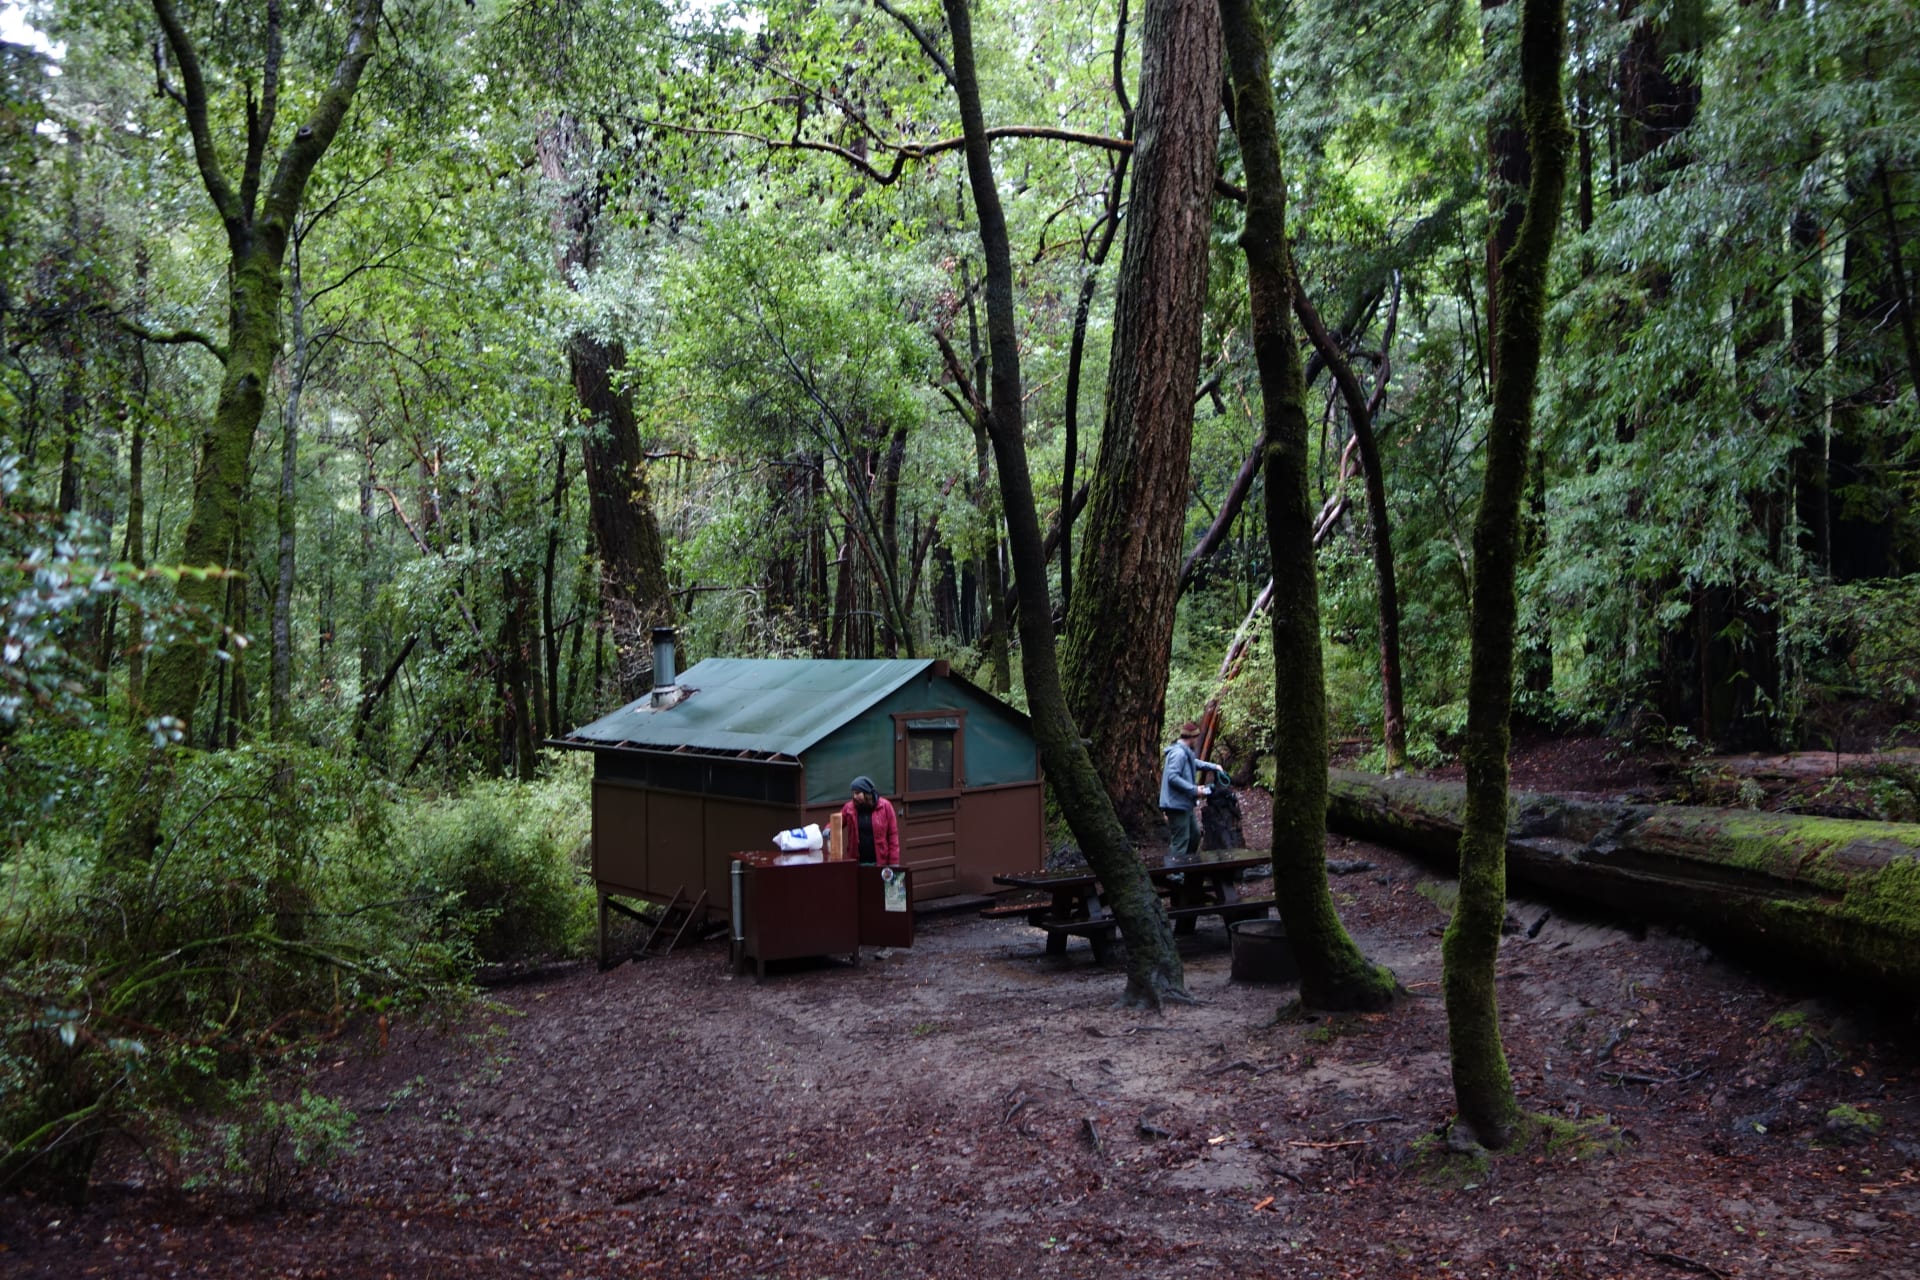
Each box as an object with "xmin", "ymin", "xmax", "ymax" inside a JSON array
[{"xmin": 894, "ymin": 712, "xmax": 964, "ymax": 901}]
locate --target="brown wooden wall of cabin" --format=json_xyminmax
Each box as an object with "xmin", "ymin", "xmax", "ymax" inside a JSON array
[{"xmin": 592, "ymin": 775, "xmax": 1043, "ymax": 918}]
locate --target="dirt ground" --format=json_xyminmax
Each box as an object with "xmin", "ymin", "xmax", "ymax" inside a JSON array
[{"xmin": 6, "ymin": 741, "xmax": 1920, "ymax": 1278}]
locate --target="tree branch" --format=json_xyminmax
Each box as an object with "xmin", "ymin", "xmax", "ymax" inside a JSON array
[
  {"xmin": 114, "ymin": 313, "xmax": 227, "ymax": 361},
  {"xmin": 149, "ymin": 0, "xmax": 244, "ymax": 229},
  {"xmin": 240, "ymin": 0, "xmax": 284, "ymax": 219},
  {"xmin": 874, "ymin": 0, "xmax": 954, "ymax": 89},
  {"xmin": 626, "ymin": 115, "xmax": 1129, "ymax": 187},
  {"xmin": 261, "ymin": 0, "xmax": 384, "ymax": 233}
]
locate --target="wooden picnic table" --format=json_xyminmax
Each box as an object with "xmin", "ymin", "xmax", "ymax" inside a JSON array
[{"xmin": 991, "ymin": 849, "xmax": 1274, "ymax": 961}]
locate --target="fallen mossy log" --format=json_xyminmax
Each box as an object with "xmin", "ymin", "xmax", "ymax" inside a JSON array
[{"xmin": 1326, "ymin": 769, "xmax": 1920, "ymax": 994}]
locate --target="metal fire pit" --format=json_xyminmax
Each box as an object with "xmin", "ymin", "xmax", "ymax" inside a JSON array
[{"xmin": 1229, "ymin": 918, "xmax": 1299, "ymax": 985}]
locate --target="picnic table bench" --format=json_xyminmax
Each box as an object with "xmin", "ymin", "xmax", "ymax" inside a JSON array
[{"xmin": 990, "ymin": 849, "xmax": 1274, "ymax": 962}]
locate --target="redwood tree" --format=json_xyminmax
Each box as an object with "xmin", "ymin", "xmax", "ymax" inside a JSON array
[
  {"xmin": 537, "ymin": 117, "xmax": 674, "ymax": 702},
  {"xmin": 1060, "ymin": 0, "xmax": 1221, "ymax": 840}
]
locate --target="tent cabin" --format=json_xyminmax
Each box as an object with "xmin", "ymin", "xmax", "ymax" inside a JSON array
[{"xmin": 552, "ymin": 640, "xmax": 1044, "ymax": 929}]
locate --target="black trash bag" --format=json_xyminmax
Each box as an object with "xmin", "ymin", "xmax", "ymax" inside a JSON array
[{"xmin": 1201, "ymin": 780, "xmax": 1245, "ymax": 851}]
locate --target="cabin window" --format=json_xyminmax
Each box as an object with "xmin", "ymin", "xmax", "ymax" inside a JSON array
[{"xmin": 906, "ymin": 723, "xmax": 958, "ymax": 794}]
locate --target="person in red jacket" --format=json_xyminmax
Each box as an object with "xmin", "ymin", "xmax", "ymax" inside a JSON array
[{"xmin": 839, "ymin": 775, "xmax": 900, "ymax": 869}]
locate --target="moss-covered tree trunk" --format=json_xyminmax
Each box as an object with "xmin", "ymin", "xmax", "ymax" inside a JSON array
[
  {"xmin": 106, "ymin": 0, "xmax": 384, "ymax": 865},
  {"xmin": 1218, "ymin": 0, "xmax": 1395, "ymax": 1012},
  {"xmin": 271, "ymin": 237, "xmax": 308, "ymax": 740},
  {"xmin": 939, "ymin": 0, "xmax": 1186, "ymax": 1007},
  {"xmin": 1061, "ymin": 0, "xmax": 1220, "ymax": 842},
  {"xmin": 1328, "ymin": 770, "xmax": 1920, "ymax": 996},
  {"xmin": 1444, "ymin": 0, "xmax": 1570, "ymax": 1150}
]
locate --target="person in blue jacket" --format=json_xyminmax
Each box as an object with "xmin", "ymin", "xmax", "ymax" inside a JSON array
[{"xmin": 1159, "ymin": 721, "xmax": 1225, "ymax": 861}]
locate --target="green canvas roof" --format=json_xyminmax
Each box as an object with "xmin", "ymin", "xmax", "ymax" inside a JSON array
[{"xmin": 560, "ymin": 658, "xmax": 938, "ymax": 758}]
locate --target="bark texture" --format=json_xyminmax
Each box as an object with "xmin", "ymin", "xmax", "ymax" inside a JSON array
[
  {"xmin": 1219, "ymin": 0, "xmax": 1395, "ymax": 1013},
  {"xmin": 1445, "ymin": 0, "xmax": 1570, "ymax": 1150},
  {"xmin": 939, "ymin": 0, "xmax": 1186, "ymax": 1007},
  {"xmin": 1328, "ymin": 771, "xmax": 1920, "ymax": 996},
  {"xmin": 1061, "ymin": 0, "xmax": 1221, "ymax": 841},
  {"xmin": 569, "ymin": 332, "xmax": 672, "ymax": 697}
]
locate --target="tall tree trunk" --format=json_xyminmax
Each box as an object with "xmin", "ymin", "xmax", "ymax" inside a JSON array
[
  {"xmin": 125, "ymin": 366, "xmax": 148, "ymax": 722},
  {"xmin": 543, "ymin": 441, "xmax": 567, "ymax": 732},
  {"xmin": 1483, "ymin": 0, "xmax": 1529, "ymax": 389},
  {"xmin": 1488, "ymin": 0, "xmax": 1558, "ymax": 722},
  {"xmin": 957, "ymin": 265, "xmax": 1012, "ymax": 693},
  {"xmin": 972, "ymin": 420, "xmax": 1011, "ymax": 691},
  {"xmin": 106, "ymin": 0, "xmax": 383, "ymax": 864},
  {"xmin": 271, "ymin": 236, "xmax": 306, "ymax": 739},
  {"xmin": 1219, "ymin": 0, "xmax": 1397, "ymax": 1013},
  {"xmin": 1874, "ymin": 161, "xmax": 1920, "ymax": 411},
  {"xmin": 1060, "ymin": 0, "xmax": 1135, "ymax": 616},
  {"xmin": 562, "ymin": 531, "xmax": 595, "ymax": 729},
  {"xmin": 1062, "ymin": 0, "xmax": 1222, "ymax": 842},
  {"xmin": 877, "ymin": 426, "xmax": 910, "ymax": 656},
  {"xmin": 1615, "ymin": 0, "xmax": 1703, "ymax": 176},
  {"xmin": 1445, "ymin": 0, "xmax": 1570, "ymax": 1150},
  {"xmin": 502, "ymin": 567, "xmax": 539, "ymax": 781},
  {"xmin": 538, "ymin": 118, "xmax": 673, "ymax": 701},
  {"xmin": 1618, "ymin": 0, "xmax": 1713, "ymax": 736},
  {"xmin": 1790, "ymin": 204, "xmax": 1829, "ymax": 574},
  {"xmin": 569, "ymin": 332, "xmax": 671, "ymax": 697},
  {"xmin": 936, "ymin": 0, "xmax": 1187, "ymax": 1007},
  {"xmin": 224, "ymin": 526, "xmax": 249, "ymax": 748},
  {"xmin": 355, "ymin": 430, "xmax": 390, "ymax": 767},
  {"xmin": 1291, "ymin": 285, "xmax": 1407, "ymax": 772}
]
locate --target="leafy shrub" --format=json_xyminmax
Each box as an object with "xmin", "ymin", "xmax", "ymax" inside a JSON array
[
  {"xmin": 399, "ymin": 762, "xmax": 593, "ymax": 965},
  {"xmin": 0, "ymin": 743, "xmax": 457, "ymax": 1203},
  {"xmin": 0, "ymin": 960, "xmax": 158, "ymax": 1204},
  {"xmin": 1791, "ymin": 574, "xmax": 1920, "ymax": 750},
  {"xmin": 199, "ymin": 1070, "xmax": 357, "ymax": 1208}
]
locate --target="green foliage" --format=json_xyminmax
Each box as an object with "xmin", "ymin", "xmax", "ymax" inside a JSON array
[
  {"xmin": 1790, "ymin": 575, "xmax": 1920, "ymax": 748},
  {"xmin": 199, "ymin": 1070, "xmax": 357, "ymax": 1208},
  {"xmin": 1, "ymin": 740, "xmax": 470, "ymax": 1202},
  {"xmin": 0, "ymin": 458, "xmax": 215, "ymax": 750},
  {"xmin": 1531, "ymin": 1112, "xmax": 1625, "ymax": 1162},
  {"xmin": 1200, "ymin": 623, "xmax": 1278, "ymax": 785},
  {"xmin": 656, "ymin": 211, "xmax": 945, "ymax": 657},
  {"xmin": 0, "ymin": 958, "xmax": 157, "ymax": 1204},
  {"xmin": 1820, "ymin": 1103, "xmax": 1885, "ymax": 1145},
  {"xmin": 1531, "ymin": 0, "xmax": 1920, "ymax": 743},
  {"xmin": 1408, "ymin": 1130, "xmax": 1493, "ymax": 1190},
  {"xmin": 398, "ymin": 760, "xmax": 595, "ymax": 966},
  {"xmin": 4, "ymin": 0, "xmax": 1920, "ymax": 1200}
]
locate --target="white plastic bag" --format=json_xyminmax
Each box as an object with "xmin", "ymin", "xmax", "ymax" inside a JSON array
[{"xmin": 772, "ymin": 823, "xmax": 824, "ymax": 852}]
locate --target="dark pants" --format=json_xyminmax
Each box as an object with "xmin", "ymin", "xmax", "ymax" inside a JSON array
[{"xmin": 1163, "ymin": 807, "xmax": 1200, "ymax": 861}]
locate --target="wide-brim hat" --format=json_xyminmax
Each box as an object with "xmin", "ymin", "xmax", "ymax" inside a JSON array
[{"xmin": 1178, "ymin": 721, "xmax": 1201, "ymax": 739}]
